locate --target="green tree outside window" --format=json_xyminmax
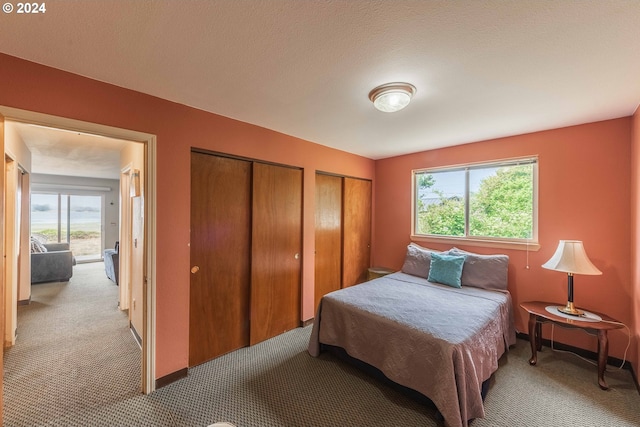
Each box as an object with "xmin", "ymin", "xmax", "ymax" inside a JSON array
[{"xmin": 415, "ymin": 160, "xmax": 535, "ymax": 240}]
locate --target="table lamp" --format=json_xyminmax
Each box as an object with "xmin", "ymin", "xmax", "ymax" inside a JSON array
[{"xmin": 541, "ymin": 240, "xmax": 602, "ymax": 316}]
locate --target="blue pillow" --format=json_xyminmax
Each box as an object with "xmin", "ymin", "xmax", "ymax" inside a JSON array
[{"xmin": 427, "ymin": 252, "xmax": 466, "ymax": 288}]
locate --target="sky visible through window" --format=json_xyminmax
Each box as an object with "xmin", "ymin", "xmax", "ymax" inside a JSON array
[
  {"xmin": 31, "ymin": 194, "xmax": 101, "ymax": 231},
  {"xmin": 31, "ymin": 193, "xmax": 102, "ymax": 257},
  {"xmin": 420, "ymin": 168, "xmax": 497, "ymax": 199}
]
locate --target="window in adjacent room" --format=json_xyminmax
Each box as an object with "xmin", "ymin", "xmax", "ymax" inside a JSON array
[
  {"xmin": 31, "ymin": 192, "xmax": 104, "ymax": 262},
  {"xmin": 412, "ymin": 157, "xmax": 537, "ymax": 247}
]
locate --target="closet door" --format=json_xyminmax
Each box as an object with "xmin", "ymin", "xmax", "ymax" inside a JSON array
[
  {"xmin": 314, "ymin": 173, "xmax": 342, "ymax": 310},
  {"xmin": 342, "ymin": 177, "xmax": 372, "ymax": 287},
  {"xmin": 189, "ymin": 152, "xmax": 251, "ymax": 366},
  {"xmin": 250, "ymin": 163, "xmax": 302, "ymax": 345}
]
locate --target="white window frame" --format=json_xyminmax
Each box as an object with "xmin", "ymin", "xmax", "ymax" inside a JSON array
[{"xmin": 411, "ymin": 156, "xmax": 540, "ymax": 251}]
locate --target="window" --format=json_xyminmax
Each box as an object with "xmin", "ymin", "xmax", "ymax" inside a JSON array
[
  {"xmin": 31, "ymin": 192, "xmax": 104, "ymax": 261},
  {"xmin": 413, "ymin": 157, "xmax": 537, "ymax": 246}
]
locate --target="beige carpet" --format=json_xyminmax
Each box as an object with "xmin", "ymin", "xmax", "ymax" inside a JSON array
[
  {"xmin": 3, "ymin": 262, "xmax": 143, "ymax": 426},
  {"xmin": 4, "ymin": 263, "xmax": 640, "ymax": 426}
]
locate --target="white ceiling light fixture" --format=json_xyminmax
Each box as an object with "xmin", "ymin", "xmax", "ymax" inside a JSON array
[{"xmin": 368, "ymin": 82, "xmax": 416, "ymax": 113}]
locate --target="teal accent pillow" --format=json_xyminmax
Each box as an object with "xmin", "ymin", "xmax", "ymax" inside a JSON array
[{"xmin": 427, "ymin": 252, "xmax": 466, "ymax": 288}]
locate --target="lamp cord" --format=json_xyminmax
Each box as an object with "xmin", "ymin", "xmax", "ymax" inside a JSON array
[{"xmin": 550, "ymin": 320, "xmax": 631, "ymax": 370}]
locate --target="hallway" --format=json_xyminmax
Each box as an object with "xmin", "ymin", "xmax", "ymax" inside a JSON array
[{"xmin": 3, "ymin": 263, "xmax": 141, "ymax": 425}]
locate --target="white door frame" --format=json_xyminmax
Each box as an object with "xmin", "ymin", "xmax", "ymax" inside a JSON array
[
  {"xmin": 0, "ymin": 105, "xmax": 157, "ymax": 394},
  {"xmin": 4, "ymin": 155, "xmax": 18, "ymax": 347},
  {"xmin": 119, "ymin": 166, "xmax": 133, "ymax": 314}
]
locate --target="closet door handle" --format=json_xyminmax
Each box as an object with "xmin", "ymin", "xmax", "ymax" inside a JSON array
[
  {"xmin": 294, "ymin": 253, "xmax": 300, "ymax": 260},
  {"xmin": 191, "ymin": 266, "xmax": 200, "ymax": 274}
]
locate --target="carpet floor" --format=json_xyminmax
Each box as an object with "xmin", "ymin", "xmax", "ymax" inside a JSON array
[
  {"xmin": 4, "ymin": 263, "xmax": 640, "ymax": 426},
  {"xmin": 4, "ymin": 262, "xmax": 142, "ymax": 426}
]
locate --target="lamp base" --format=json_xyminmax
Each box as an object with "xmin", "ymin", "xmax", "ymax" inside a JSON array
[{"xmin": 557, "ymin": 302, "xmax": 584, "ymax": 317}]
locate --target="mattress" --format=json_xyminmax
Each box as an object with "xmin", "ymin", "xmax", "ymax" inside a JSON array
[{"xmin": 308, "ymin": 271, "xmax": 516, "ymax": 427}]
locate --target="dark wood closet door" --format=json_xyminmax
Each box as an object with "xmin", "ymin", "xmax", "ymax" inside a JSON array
[
  {"xmin": 314, "ymin": 173, "xmax": 343, "ymax": 310},
  {"xmin": 189, "ymin": 152, "xmax": 251, "ymax": 366},
  {"xmin": 250, "ymin": 162, "xmax": 302, "ymax": 345},
  {"xmin": 342, "ymin": 177, "xmax": 372, "ymax": 287}
]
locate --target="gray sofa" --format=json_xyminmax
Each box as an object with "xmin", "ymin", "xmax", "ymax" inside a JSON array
[{"xmin": 31, "ymin": 242, "xmax": 74, "ymax": 284}]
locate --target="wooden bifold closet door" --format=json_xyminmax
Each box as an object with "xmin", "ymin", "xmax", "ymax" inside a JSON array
[{"xmin": 189, "ymin": 151, "xmax": 302, "ymax": 366}]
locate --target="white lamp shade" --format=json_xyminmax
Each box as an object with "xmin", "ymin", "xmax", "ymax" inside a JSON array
[
  {"xmin": 373, "ymin": 91, "xmax": 411, "ymax": 112},
  {"xmin": 541, "ymin": 240, "xmax": 602, "ymax": 275},
  {"xmin": 369, "ymin": 83, "xmax": 416, "ymax": 113}
]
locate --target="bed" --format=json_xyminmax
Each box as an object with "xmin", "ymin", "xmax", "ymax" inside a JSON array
[{"xmin": 308, "ymin": 244, "xmax": 516, "ymax": 427}]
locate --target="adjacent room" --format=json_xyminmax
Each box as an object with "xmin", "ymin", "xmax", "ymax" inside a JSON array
[
  {"xmin": 0, "ymin": 1, "xmax": 639, "ymax": 426},
  {"xmin": 1, "ymin": 120, "xmax": 147, "ymax": 425}
]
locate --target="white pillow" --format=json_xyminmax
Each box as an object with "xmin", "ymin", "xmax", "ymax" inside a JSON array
[{"xmin": 30, "ymin": 237, "xmax": 48, "ymax": 253}]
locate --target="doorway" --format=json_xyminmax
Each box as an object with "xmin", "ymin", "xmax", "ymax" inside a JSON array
[{"xmin": 0, "ymin": 105, "xmax": 158, "ymax": 403}]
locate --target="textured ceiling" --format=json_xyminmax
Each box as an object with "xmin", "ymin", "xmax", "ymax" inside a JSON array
[
  {"xmin": 1, "ymin": 1, "xmax": 640, "ymax": 161},
  {"xmin": 8, "ymin": 122, "xmax": 129, "ymax": 180}
]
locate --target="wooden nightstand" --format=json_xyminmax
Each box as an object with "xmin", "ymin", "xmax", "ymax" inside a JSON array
[
  {"xmin": 520, "ymin": 301, "xmax": 624, "ymax": 390},
  {"xmin": 367, "ymin": 266, "xmax": 395, "ymax": 281}
]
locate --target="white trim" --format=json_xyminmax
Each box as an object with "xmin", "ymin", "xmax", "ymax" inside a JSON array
[
  {"xmin": 144, "ymin": 135, "xmax": 157, "ymax": 394},
  {"xmin": 4, "ymin": 157, "xmax": 18, "ymax": 346},
  {"xmin": 0, "ymin": 105, "xmax": 157, "ymax": 394},
  {"xmin": 100, "ymin": 194, "xmax": 106, "ymax": 262},
  {"xmin": 119, "ymin": 164, "xmax": 132, "ymax": 313},
  {"xmin": 32, "ymin": 183, "xmax": 112, "ymax": 192},
  {"xmin": 1, "ymin": 106, "xmax": 151, "ymax": 142},
  {"xmin": 413, "ymin": 155, "xmax": 538, "ymax": 174},
  {"xmin": 412, "ymin": 156, "xmax": 539, "ymax": 247},
  {"xmin": 410, "ymin": 235, "xmax": 541, "ymax": 251}
]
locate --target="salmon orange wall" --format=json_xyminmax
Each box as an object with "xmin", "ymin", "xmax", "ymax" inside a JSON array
[
  {"xmin": 631, "ymin": 106, "xmax": 640, "ymax": 383},
  {"xmin": 0, "ymin": 54, "xmax": 375, "ymax": 378},
  {"xmin": 374, "ymin": 119, "xmax": 633, "ymax": 360}
]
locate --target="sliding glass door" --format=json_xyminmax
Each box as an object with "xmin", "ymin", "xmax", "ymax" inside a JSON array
[
  {"xmin": 31, "ymin": 193, "xmax": 61, "ymax": 241},
  {"xmin": 31, "ymin": 193, "xmax": 103, "ymax": 262}
]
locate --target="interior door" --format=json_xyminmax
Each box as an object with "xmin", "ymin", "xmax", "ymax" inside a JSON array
[
  {"xmin": 250, "ymin": 162, "xmax": 302, "ymax": 345},
  {"xmin": 119, "ymin": 171, "xmax": 131, "ymax": 312},
  {"xmin": 18, "ymin": 172, "xmax": 30, "ymax": 304},
  {"xmin": 342, "ymin": 177, "xmax": 372, "ymax": 287},
  {"xmin": 4, "ymin": 157, "xmax": 17, "ymax": 347},
  {"xmin": 0, "ymin": 113, "xmax": 6, "ymax": 424},
  {"xmin": 189, "ymin": 152, "xmax": 251, "ymax": 366},
  {"xmin": 130, "ymin": 193, "xmax": 144, "ymax": 335},
  {"xmin": 314, "ymin": 173, "xmax": 342, "ymax": 310}
]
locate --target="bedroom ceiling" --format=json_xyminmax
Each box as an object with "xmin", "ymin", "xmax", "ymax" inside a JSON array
[{"xmin": 1, "ymin": 1, "xmax": 639, "ymax": 161}]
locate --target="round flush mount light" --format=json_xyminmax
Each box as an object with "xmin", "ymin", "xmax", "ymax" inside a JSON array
[{"xmin": 368, "ymin": 82, "xmax": 416, "ymax": 113}]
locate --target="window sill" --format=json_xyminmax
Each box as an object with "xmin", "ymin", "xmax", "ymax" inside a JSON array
[{"xmin": 410, "ymin": 235, "xmax": 540, "ymax": 252}]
